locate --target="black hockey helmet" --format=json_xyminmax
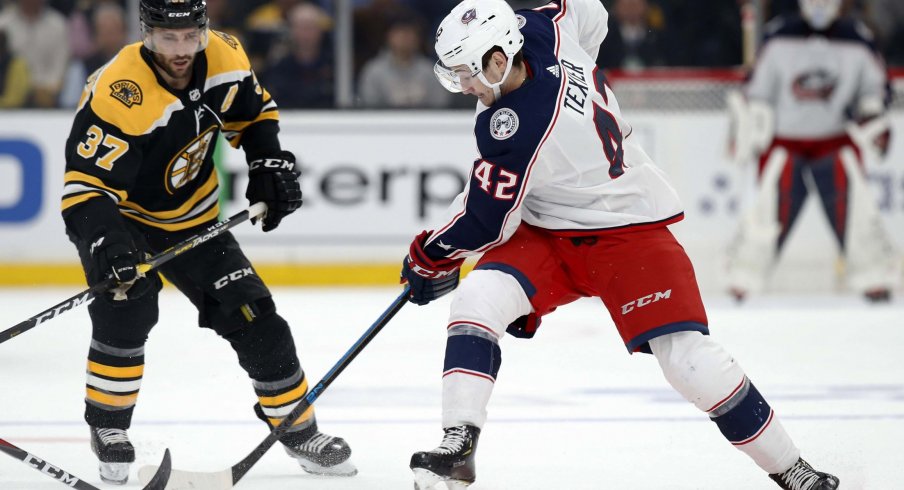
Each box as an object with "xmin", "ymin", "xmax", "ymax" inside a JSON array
[
  {"xmin": 140, "ymin": 0, "xmax": 210, "ymax": 54},
  {"xmin": 140, "ymin": 0, "xmax": 208, "ymax": 30}
]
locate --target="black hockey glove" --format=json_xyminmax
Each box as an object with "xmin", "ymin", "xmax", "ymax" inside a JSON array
[
  {"xmin": 400, "ymin": 230, "xmax": 464, "ymax": 305},
  {"xmin": 88, "ymin": 231, "xmax": 144, "ymax": 301},
  {"xmin": 246, "ymin": 150, "xmax": 302, "ymax": 232}
]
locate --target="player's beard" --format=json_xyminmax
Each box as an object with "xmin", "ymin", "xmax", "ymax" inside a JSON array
[{"xmin": 151, "ymin": 52, "xmax": 195, "ymax": 85}]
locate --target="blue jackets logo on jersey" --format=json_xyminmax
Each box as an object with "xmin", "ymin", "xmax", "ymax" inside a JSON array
[
  {"xmin": 490, "ymin": 108, "xmax": 519, "ymax": 140},
  {"xmin": 109, "ymin": 80, "xmax": 143, "ymax": 108},
  {"xmin": 792, "ymin": 69, "xmax": 837, "ymax": 101}
]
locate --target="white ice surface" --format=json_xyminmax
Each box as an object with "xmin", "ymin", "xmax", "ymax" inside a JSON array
[{"xmin": 1, "ymin": 287, "xmax": 902, "ymax": 489}]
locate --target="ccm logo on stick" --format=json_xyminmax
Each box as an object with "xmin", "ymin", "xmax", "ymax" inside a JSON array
[{"xmin": 621, "ymin": 289, "xmax": 672, "ymax": 315}]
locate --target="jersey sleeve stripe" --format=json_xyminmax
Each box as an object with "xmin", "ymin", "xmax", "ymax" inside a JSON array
[
  {"xmin": 64, "ymin": 171, "xmax": 128, "ymax": 201},
  {"xmin": 61, "ymin": 191, "xmax": 106, "ymax": 212}
]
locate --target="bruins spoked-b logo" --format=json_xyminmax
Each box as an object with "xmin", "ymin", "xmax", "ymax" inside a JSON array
[
  {"xmin": 490, "ymin": 108, "xmax": 519, "ymax": 140},
  {"xmin": 110, "ymin": 80, "xmax": 142, "ymax": 108},
  {"xmin": 212, "ymin": 30, "xmax": 238, "ymax": 49},
  {"xmin": 165, "ymin": 126, "xmax": 216, "ymax": 194}
]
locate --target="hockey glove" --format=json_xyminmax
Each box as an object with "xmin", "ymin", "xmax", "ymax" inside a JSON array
[
  {"xmin": 246, "ymin": 150, "xmax": 302, "ymax": 232},
  {"xmin": 88, "ymin": 231, "xmax": 144, "ymax": 301},
  {"xmin": 400, "ymin": 230, "xmax": 464, "ymax": 305}
]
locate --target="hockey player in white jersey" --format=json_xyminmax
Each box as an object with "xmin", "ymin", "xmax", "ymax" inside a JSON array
[
  {"xmin": 399, "ymin": 1, "xmax": 839, "ymax": 489},
  {"xmin": 726, "ymin": 0, "xmax": 897, "ymax": 302}
]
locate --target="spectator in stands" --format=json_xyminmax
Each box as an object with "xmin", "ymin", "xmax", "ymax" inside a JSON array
[
  {"xmin": 59, "ymin": 2, "xmax": 127, "ymax": 107},
  {"xmin": 353, "ymin": 0, "xmax": 412, "ymax": 75},
  {"xmin": 206, "ymin": 0, "xmax": 243, "ymax": 40},
  {"xmin": 864, "ymin": 0, "xmax": 904, "ymax": 65},
  {"xmin": 260, "ymin": 3, "xmax": 334, "ymax": 108},
  {"xmin": 0, "ymin": 0, "xmax": 69, "ymax": 107},
  {"xmin": 357, "ymin": 14, "xmax": 450, "ymax": 108},
  {"xmin": 597, "ymin": 0, "xmax": 670, "ymax": 70},
  {"xmin": 244, "ymin": 0, "xmax": 302, "ymax": 72},
  {"xmin": 0, "ymin": 28, "xmax": 30, "ymax": 108},
  {"xmin": 661, "ymin": 0, "xmax": 743, "ymax": 66}
]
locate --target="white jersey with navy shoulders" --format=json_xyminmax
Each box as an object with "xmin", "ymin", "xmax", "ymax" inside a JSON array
[
  {"xmin": 424, "ymin": 0, "xmax": 684, "ymax": 260},
  {"xmin": 746, "ymin": 15, "xmax": 889, "ymax": 139}
]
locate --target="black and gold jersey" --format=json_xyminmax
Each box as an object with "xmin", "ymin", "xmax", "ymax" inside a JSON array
[{"xmin": 62, "ymin": 30, "xmax": 280, "ymax": 241}]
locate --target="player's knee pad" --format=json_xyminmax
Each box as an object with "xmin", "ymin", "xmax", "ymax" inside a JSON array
[
  {"xmin": 448, "ymin": 269, "xmax": 533, "ymax": 339},
  {"xmin": 223, "ymin": 299, "xmax": 299, "ymax": 381},
  {"xmin": 649, "ymin": 331, "xmax": 746, "ymax": 413},
  {"xmin": 87, "ymin": 283, "xmax": 160, "ymax": 345}
]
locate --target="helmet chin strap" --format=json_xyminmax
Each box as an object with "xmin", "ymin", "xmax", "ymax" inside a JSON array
[{"xmin": 478, "ymin": 55, "xmax": 516, "ymax": 101}]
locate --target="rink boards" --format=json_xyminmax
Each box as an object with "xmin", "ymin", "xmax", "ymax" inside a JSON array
[{"xmin": 1, "ymin": 110, "xmax": 904, "ymax": 292}]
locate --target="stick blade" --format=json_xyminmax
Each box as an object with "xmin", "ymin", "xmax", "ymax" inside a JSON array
[
  {"xmin": 138, "ymin": 464, "xmax": 233, "ymax": 490},
  {"xmin": 139, "ymin": 448, "xmax": 172, "ymax": 490}
]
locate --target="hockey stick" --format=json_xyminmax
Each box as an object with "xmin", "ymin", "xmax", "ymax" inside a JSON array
[
  {"xmin": 0, "ymin": 437, "xmax": 171, "ymax": 489},
  {"xmin": 0, "ymin": 202, "xmax": 268, "ymax": 345},
  {"xmin": 138, "ymin": 286, "xmax": 411, "ymax": 489}
]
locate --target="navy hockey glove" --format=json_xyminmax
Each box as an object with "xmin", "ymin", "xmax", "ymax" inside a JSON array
[
  {"xmin": 246, "ymin": 150, "xmax": 302, "ymax": 232},
  {"xmin": 400, "ymin": 231, "xmax": 464, "ymax": 305},
  {"xmin": 88, "ymin": 231, "xmax": 144, "ymax": 300}
]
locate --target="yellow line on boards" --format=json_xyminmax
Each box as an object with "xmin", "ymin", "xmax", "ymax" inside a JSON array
[{"xmin": 0, "ymin": 263, "xmax": 474, "ymax": 287}]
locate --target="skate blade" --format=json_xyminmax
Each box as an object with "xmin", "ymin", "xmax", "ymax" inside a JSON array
[
  {"xmin": 412, "ymin": 467, "xmax": 471, "ymax": 490},
  {"xmin": 296, "ymin": 458, "xmax": 358, "ymax": 477},
  {"xmin": 99, "ymin": 462, "xmax": 130, "ymax": 485}
]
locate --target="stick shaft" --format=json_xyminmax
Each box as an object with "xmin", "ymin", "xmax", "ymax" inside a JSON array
[
  {"xmin": 0, "ymin": 437, "xmax": 101, "ymax": 489},
  {"xmin": 0, "ymin": 203, "xmax": 267, "ymax": 344},
  {"xmin": 230, "ymin": 287, "xmax": 410, "ymax": 484}
]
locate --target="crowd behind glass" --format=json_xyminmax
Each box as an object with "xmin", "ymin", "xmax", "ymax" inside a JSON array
[{"xmin": 0, "ymin": 0, "xmax": 901, "ymax": 109}]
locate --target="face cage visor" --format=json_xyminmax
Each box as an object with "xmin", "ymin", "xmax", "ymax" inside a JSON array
[{"xmin": 141, "ymin": 24, "xmax": 209, "ymax": 56}]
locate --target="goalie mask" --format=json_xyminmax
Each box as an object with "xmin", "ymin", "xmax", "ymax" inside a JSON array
[
  {"xmin": 799, "ymin": 0, "xmax": 841, "ymax": 30},
  {"xmin": 433, "ymin": 0, "xmax": 524, "ymax": 100},
  {"xmin": 140, "ymin": 0, "xmax": 209, "ymax": 55}
]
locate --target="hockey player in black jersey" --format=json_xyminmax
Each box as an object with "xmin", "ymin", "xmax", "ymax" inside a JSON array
[{"xmin": 62, "ymin": 0, "xmax": 354, "ymax": 484}]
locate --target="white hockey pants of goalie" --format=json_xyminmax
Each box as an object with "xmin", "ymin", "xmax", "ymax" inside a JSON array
[
  {"xmin": 443, "ymin": 269, "xmax": 798, "ymax": 474},
  {"xmin": 726, "ymin": 146, "xmax": 897, "ymax": 294}
]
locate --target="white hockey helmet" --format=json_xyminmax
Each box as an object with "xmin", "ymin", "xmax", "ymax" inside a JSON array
[
  {"xmin": 799, "ymin": 0, "xmax": 841, "ymax": 30},
  {"xmin": 433, "ymin": 0, "xmax": 525, "ymax": 98}
]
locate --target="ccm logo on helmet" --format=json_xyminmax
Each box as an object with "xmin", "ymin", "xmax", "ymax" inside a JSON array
[{"xmin": 621, "ymin": 289, "xmax": 672, "ymax": 315}]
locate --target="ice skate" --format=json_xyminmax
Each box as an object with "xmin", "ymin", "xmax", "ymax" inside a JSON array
[
  {"xmin": 90, "ymin": 427, "xmax": 134, "ymax": 485},
  {"xmin": 410, "ymin": 425, "xmax": 480, "ymax": 490},
  {"xmin": 728, "ymin": 287, "xmax": 747, "ymax": 303},
  {"xmin": 769, "ymin": 457, "xmax": 839, "ymax": 490},
  {"xmin": 864, "ymin": 288, "xmax": 891, "ymax": 303},
  {"xmin": 280, "ymin": 427, "xmax": 357, "ymax": 476},
  {"xmin": 253, "ymin": 402, "xmax": 356, "ymax": 476}
]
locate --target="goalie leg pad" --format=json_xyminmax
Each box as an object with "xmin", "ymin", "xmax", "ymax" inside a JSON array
[
  {"xmin": 726, "ymin": 147, "xmax": 790, "ymax": 293},
  {"xmin": 837, "ymin": 147, "xmax": 899, "ymax": 292},
  {"xmin": 650, "ymin": 331, "xmax": 799, "ymax": 474}
]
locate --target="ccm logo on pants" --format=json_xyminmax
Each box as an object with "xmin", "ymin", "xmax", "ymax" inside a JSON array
[
  {"xmin": 621, "ymin": 289, "xmax": 672, "ymax": 315},
  {"xmin": 214, "ymin": 268, "xmax": 255, "ymax": 290}
]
